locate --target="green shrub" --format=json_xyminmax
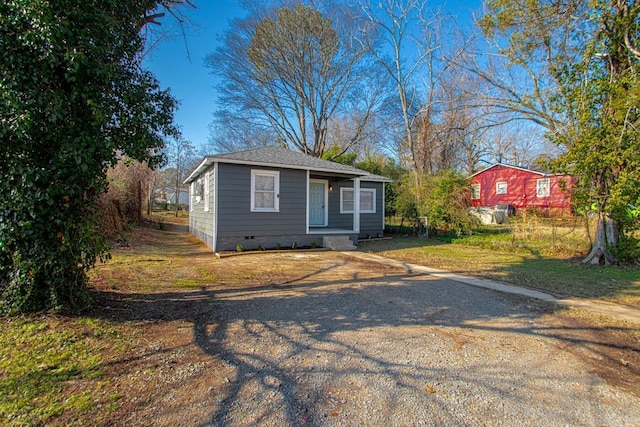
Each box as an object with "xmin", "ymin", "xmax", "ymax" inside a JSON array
[{"xmin": 610, "ymin": 234, "xmax": 640, "ymax": 263}]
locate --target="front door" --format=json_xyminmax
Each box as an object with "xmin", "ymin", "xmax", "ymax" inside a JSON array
[{"xmin": 309, "ymin": 180, "xmax": 327, "ymax": 226}]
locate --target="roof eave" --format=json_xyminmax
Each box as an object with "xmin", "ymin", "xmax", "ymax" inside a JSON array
[
  {"xmin": 183, "ymin": 158, "xmax": 214, "ymax": 184},
  {"xmin": 208, "ymin": 157, "xmax": 370, "ymax": 177}
]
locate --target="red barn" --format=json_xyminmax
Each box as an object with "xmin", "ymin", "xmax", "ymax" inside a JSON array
[{"xmin": 470, "ymin": 164, "xmax": 573, "ymax": 216}]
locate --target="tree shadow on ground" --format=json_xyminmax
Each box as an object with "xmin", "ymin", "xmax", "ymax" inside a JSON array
[{"xmin": 89, "ymin": 259, "xmax": 640, "ymax": 425}]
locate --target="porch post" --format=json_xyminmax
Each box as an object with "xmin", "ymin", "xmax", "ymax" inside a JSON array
[
  {"xmin": 353, "ymin": 177, "xmax": 360, "ymax": 233},
  {"xmin": 382, "ymin": 182, "xmax": 386, "ymax": 231}
]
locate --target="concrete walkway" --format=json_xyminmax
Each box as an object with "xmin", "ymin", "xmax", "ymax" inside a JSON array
[{"xmin": 346, "ymin": 251, "xmax": 640, "ymax": 324}]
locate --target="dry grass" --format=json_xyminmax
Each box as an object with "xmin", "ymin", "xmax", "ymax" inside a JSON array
[{"xmin": 362, "ymin": 214, "xmax": 640, "ymax": 307}]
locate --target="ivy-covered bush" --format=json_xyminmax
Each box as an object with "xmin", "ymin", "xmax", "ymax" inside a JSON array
[{"xmin": 0, "ymin": 1, "xmax": 177, "ymax": 314}]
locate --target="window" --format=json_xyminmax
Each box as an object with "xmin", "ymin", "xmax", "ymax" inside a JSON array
[
  {"xmin": 194, "ymin": 178, "xmax": 203, "ymax": 204},
  {"xmin": 496, "ymin": 181, "xmax": 507, "ymax": 195},
  {"xmin": 340, "ymin": 188, "xmax": 354, "ymax": 213},
  {"xmin": 251, "ymin": 170, "xmax": 279, "ymax": 212},
  {"xmin": 203, "ymin": 172, "xmax": 210, "ymax": 212},
  {"xmin": 190, "ymin": 182, "xmax": 194, "ymax": 211},
  {"xmin": 537, "ymin": 178, "xmax": 550, "ymax": 197},
  {"xmin": 471, "ymin": 184, "xmax": 480, "ymax": 200},
  {"xmin": 340, "ymin": 188, "xmax": 376, "ymax": 214},
  {"xmin": 360, "ymin": 189, "xmax": 376, "ymax": 213}
]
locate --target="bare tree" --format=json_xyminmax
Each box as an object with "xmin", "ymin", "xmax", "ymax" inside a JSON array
[
  {"xmin": 207, "ymin": 1, "xmax": 390, "ymax": 157},
  {"xmin": 205, "ymin": 112, "xmax": 278, "ymax": 155},
  {"xmin": 164, "ymin": 136, "xmax": 196, "ymax": 216},
  {"xmin": 457, "ymin": 0, "xmax": 587, "ymax": 138},
  {"xmin": 140, "ymin": 0, "xmax": 197, "ymax": 59},
  {"xmin": 359, "ymin": 0, "xmax": 444, "ymax": 173}
]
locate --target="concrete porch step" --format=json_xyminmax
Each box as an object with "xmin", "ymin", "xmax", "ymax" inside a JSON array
[{"xmin": 323, "ymin": 235, "xmax": 357, "ymax": 251}]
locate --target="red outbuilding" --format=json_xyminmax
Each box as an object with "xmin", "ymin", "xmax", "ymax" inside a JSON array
[{"xmin": 470, "ymin": 163, "xmax": 573, "ymax": 216}]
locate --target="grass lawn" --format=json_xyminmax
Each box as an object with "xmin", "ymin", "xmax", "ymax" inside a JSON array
[
  {"xmin": 360, "ymin": 224, "xmax": 640, "ymax": 307},
  {"xmin": 0, "ymin": 315, "xmax": 133, "ymax": 424}
]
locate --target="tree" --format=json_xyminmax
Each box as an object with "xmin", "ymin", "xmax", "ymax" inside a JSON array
[
  {"xmin": 359, "ymin": 0, "xmax": 439, "ymax": 174},
  {"xmin": 361, "ymin": 1, "xmax": 490, "ymax": 184},
  {"xmin": 420, "ymin": 171, "xmax": 477, "ymax": 235},
  {"xmin": 0, "ymin": 1, "xmax": 178, "ymax": 314},
  {"xmin": 163, "ymin": 136, "xmax": 196, "ymax": 216},
  {"xmin": 472, "ymin": 0, "xmax": 586, "ymax": 134},
  {"xmin": 207, "ymin": 1, "xmax": 390, "ymax": 157},
  {"xmin": 98, "ymin": 157, "xmax": 154, "ymax": 237},
  {"xmin": 478, "ymin": 0, "xmax": 640, "ymax": 264},
  {"xmin": 552, "ymin": 1, "xmax": 640, "ymax": 264},
  {"xmin": 205, "ymin": 112, "xmax": 278, "ymax": 154},
  {"xmin": 356, "ymin": 155, "xmax": 409, "ymax": 218}
]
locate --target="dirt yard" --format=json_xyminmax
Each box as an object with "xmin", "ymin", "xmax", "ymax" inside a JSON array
[{"xmin": 73, "ymin": 225, "xmax": 640, "ymax": 426}]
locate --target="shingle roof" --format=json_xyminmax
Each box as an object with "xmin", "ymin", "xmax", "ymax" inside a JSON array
[
  {"xmin": 185, "ymin": 146, "xmax": 392, "ymax": 183},
  {"xmin": 469, "ymin": 163, "xmax": 554, "ymax": 178}
]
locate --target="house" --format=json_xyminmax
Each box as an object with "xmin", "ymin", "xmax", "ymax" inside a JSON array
[
  {"xmin": 165, "ymin": 190, "xmax": 189, "ymax": 208},
  {"xmin": 469, "ymin": 163, "xmax": 573, "ymax": 216},
  {"xmin": 183, "ymin": 146, "xmax": 391, "ymax": 252}
]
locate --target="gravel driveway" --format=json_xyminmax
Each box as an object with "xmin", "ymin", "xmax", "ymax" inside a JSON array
[{"xmin": 175, "ymin": 252, "xmax": 640, "ymax": 426}]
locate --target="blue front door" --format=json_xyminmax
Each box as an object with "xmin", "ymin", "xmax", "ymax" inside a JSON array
[{"xmin": 309, "ymin": 181, "xmax": 326, "ymax": 226}]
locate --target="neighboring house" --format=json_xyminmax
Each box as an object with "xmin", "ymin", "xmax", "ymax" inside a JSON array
[
  {"xmin": 166, "ymin": 190, "xmax": 189, "ymax": 207},
  {"xmin": 470, "ymin": 163, "xmax": 573, "ymax": 216},
  {"xmin": 183, "ymin": 146, "xmax": 391, "ymax": 252}
]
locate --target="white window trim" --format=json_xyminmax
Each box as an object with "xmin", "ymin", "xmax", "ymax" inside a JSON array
[
  {"xmin": 203, "ymin": 171, "xmax": 210, "ymax": 212},
  {"xmin": 537, "ymin": 178, "xmax": 550, "ymax": 197},
  {"xmin": 340, "ymin": 187, "xmax": 354, "ymax": 214},
  {"xmin": 251, "ymin": 169, "xmax": 280, "ymax": 212},
  {"xmin": 359, "ymin": 188, "xmax": 376, "ymax": 213},
  {"xmin": 190, "ymin": 182, "xmax": 194, "ymax": 211},
  {"xmin": 496, "ymin": 181, "xmax": 507, "ymax": 195},
  {"xmin": 341, "ymin": 187, "xmax": 376, "ymax": 214},
  {"xmin": 471, "ymin": 183, "xmax": 480, "ymax": 200}
]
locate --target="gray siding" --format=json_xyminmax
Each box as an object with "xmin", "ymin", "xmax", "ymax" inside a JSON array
[
  {"xmin": 359, "ymin": 181, "xmax": 385, "ymax": 238},
  {"xmin": 217, "ymin": 164, "xmax": 307, "ymax": 237},
  {"xmin": 188, "ymin": 163, "xmax": 386, "ymax": 251},
  {"xmin": 328, "ymin": 179, "xmax": 353, "ymax": 229},
  {"xmin": 327, "ymin": 180, "xmax": 385, "ymax": 238},
  {"xmin": 189, "ymin": 166, "xmax": 215, "ymax": 249}
]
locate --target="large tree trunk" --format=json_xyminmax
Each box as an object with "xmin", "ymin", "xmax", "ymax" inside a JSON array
[{"xmin": 583, "ymin": 214, "xmax": 618, "ymax": 265}]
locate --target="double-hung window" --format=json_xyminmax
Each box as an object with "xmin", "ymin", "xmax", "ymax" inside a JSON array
[
  {"xmin": 496, "ymin": 181, "xmax": 507, "ymax": 195},
  {"xmin": 537, "ymin": 178, "xmax": 550, "ymax": 197},
  {"xmin": 190, "ymin": 182, "xmax": 194, "ymax": 211},
  {"xmin": 251, "ymin": 170, "xmax": 279, "ymax": 212},
  {"xmin": 340, "ymin": 188, "xmax": 376, "ymax": 214},
  {"xmin": 203, "ymin": 172, "xmax": 210, "ymax": 212}
]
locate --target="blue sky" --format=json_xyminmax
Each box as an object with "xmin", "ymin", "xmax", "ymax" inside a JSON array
[
  {"xmin": 142, "ymin": 0, "xmax": 246, "ymax": 150},
  {"xmin": 143, "ymin": 0, "xmax": 482, "ymax": 152}
]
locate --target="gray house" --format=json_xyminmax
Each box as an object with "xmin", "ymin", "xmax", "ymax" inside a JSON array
[{"xmin": 183, "ymin": 146, "xmax": 391, "ymax": 252}]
